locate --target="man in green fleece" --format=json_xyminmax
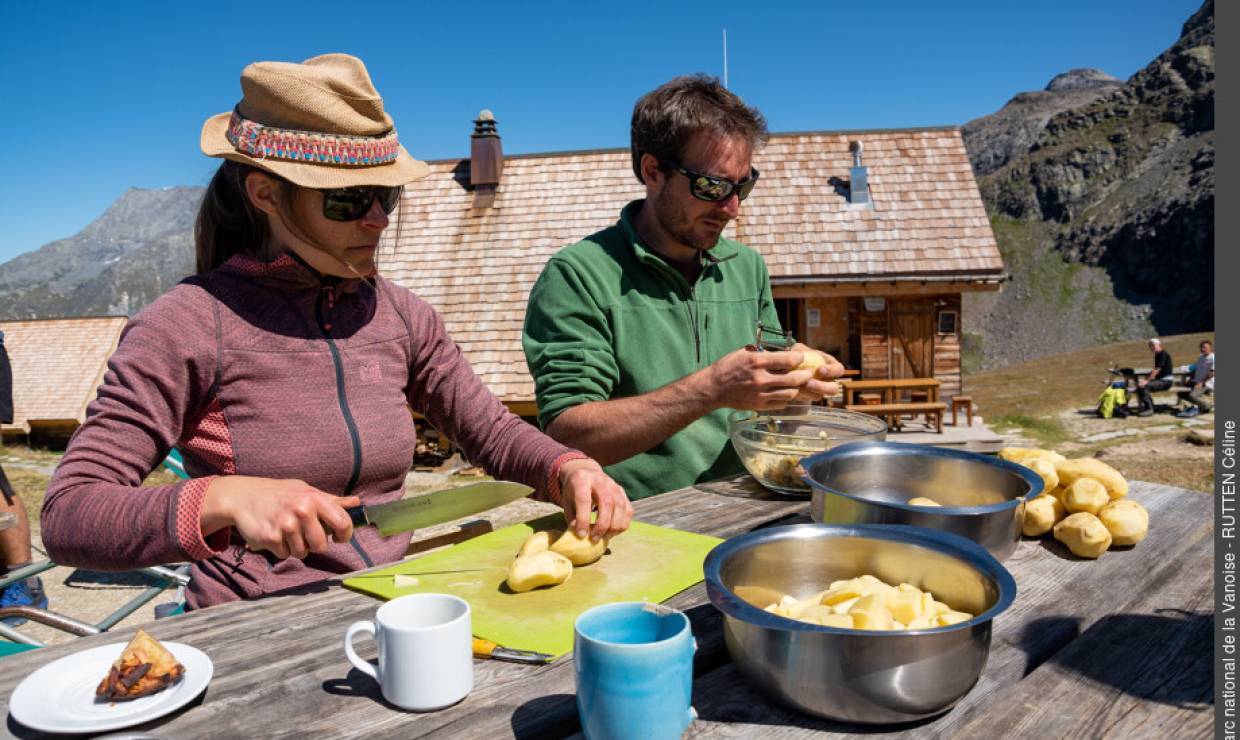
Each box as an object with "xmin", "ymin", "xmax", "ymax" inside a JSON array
[{"xmin": 523, "ymin": 75, "xmax": 843, "ymax": 500}]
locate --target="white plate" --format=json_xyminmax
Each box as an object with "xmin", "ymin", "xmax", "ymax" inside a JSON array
[{"xmin": 9, "ymin": 641, "xmax": 212, "ymax": 734}]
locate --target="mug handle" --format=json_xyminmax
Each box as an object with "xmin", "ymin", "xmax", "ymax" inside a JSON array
[{"xmin": 344, "ymin": 620, "xmax": 378, "ymax": 680}]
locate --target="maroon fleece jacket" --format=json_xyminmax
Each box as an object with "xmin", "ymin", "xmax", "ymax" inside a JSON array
[{"xmin": 43, "ymin": 253, "xmax": 583, "ymax": 609}]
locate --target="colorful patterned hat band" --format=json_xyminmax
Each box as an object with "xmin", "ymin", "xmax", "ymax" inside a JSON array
[{"xmin": 225, "ymin": 108, "xmax": 401, "ymax": 166}]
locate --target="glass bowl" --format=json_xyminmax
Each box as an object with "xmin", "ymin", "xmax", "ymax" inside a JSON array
[{"xmin": 728, "ymin": 405, "xmax": 888, "ymax": 496}]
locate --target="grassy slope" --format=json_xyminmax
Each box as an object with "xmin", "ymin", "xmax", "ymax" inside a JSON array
[{"xmin": 967, "ymin": 331, "xmax": 1215, "ymax": 492}]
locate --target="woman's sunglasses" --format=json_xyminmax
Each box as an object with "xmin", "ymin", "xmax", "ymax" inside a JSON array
[
  {"xmin": 665, "ymin": 161, "xmax": 760, "ymax": 203},
  {"xmin": 320, "ymin": 185, "xmax": 403, "ymax": 222}
]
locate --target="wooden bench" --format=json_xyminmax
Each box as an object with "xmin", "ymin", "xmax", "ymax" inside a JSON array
[{"xmin": 846, "ymin": 401, "xmax": 947, "ymax": 433}]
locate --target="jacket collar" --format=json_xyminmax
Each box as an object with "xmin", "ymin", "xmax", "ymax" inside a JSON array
[{"xmin": 220, "ymin": 251, "xmax": 370, "ymax": 294}]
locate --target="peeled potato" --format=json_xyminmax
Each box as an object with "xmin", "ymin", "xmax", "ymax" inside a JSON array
[
  {"xmin": 550, "ymin": 529, "xmax": 611, "ymax": 566},
  {"xmin": 1022, "ymin": 493, "xmax": 1067, "ymax": 536},
  {"xmin": 1063, "ymin": 478, "xmax": 1110, "ymax": 515},
  {"xmin": 1054, "ymin": 458, "xmax": 1128, "ymax": 501},
  {"xmin": 907, "ymin": 497, "xmax": 942, "ymax": 507},
  {"xmin": 506, "ymin": 551, "xmax": 573, "ymax": 592},
  {"xmin": 1098, "ymin": 500, "xmax": 1150, "ymax": 546},
  {"xmin": 517, "ymin": 530, "xmax": 562, "ymax": 558},
  {"xmin": 818, "ymin": 613, "xmax": 854, "ymax": 628},
  {"xmin": 999, "ymin": 447, "xmax": 1066, "ymax": 465},
  {"xmin": 937, "ymin": 610, "xmax": 972, "ymax": 626},
  {"xmin": 1022, "ymin": 458, "xmax": 1060, "ymax": 495},
  {"xmin": 794, "ymin": 349, "xmax": 827, "ymax": 374},
  {"xmin": 1053, "ymin": 512, "xmax": 1112, "ymax": 558},
  {"xmin": 849, "ymin": 594, "xmax": 895, "ymax": 631}
]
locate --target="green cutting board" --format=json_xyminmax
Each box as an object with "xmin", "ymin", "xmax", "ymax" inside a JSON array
[{"xmin": 343, "ymin": 515, "xmax": 722, "ymax": 658}]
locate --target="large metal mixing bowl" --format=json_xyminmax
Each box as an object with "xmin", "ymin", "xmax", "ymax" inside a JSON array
[
  {"xmin": 801, "ymin": 442, "xmax": 1044, "ymax": 561},
  {"xmin": 703, "ymin": 524, "xmax": 1016, "ymax": 724}
]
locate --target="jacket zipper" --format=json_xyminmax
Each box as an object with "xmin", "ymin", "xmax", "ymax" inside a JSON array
[{"xmin": 316, "ymin": 284, "xmax": 373, "ymax": 567}]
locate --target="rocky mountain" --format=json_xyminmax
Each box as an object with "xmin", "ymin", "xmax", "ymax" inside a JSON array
[
  {"xmin": 963, "ymin": 69, "xmax": 1123, "ymax": 177},
  {"xmin": 963, "ymin": 0, "xmax": 1213, "ymax": 370},
  {"xmin": 0, "ymin": 188, "xmax": 201, "ymax": 319}
]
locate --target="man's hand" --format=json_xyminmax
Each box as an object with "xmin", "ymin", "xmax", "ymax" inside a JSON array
[
  {"xmin": 789, "ymin": 343, "xmax": 844, "ymax": 403},
  {"xmin": 706, "ymin": 347, "xmax": 839, "ymax": 411},
  {"xmin": 558, "ymin": 458, "xmax": 632, "ymax": 542},
  {"xmin": 202, "ymin": 476, "xmax": 359, "ymax": 560}
]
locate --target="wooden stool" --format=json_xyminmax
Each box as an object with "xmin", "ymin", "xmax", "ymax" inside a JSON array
[{"xmin": 951, "ymin": 396, "xmax": 973, "ymax": 427}]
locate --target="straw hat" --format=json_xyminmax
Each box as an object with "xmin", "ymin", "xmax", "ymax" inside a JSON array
[{"xmin": 200, "ymin": 54, "xmax": 429, "ymax": 188}]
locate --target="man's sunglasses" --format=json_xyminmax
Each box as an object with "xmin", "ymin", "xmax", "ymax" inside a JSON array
[
  {"xmin": 665, "ymin": 161, "xmax": 759, "ymax": 203},
  {"xmin": 320, "ymin": 185, "xmax": 403, "ymax": 222}
]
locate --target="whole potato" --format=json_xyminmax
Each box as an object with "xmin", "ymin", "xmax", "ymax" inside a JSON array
[
  {"xmin": 794, "ymin": 350, "xmax": 827, "ymax": 374},
  {"xmin": 999, "ymin": 447, "xmax": 1066, "ymax": 465},
  {"xmin": 1053, "ymin": 512, "xmax": 1112, "ymax": 558},
  {"xmin": 1063, "ymin": 478, "xmax": 1110, "ymax": 515},
  {"xmin": 1022, "ymin": 493, "xmax": 1066, "ymax": 536},
  {"xmin": 1022, "ymin": 458, "xmax": 1060, "ymax": 495},
  {"xmin": 1054, "ymin": 458, "xmax": 1128, "ymax": 501},
  {"xmin": 1098, "ymin": 499, "xmax": 1150, "ymax": 546}
]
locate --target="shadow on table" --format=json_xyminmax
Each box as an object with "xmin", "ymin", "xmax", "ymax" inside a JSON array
[
  {"xmin": 510, "ymin": 693, "xmax": 579, "ymax": 739},
  {"xmin": 1017, "ymin": 610, "xmax": 1212, "ymax": 708},
  {"xmin": 689, "ymin": 662, "xmax": 943, "ymax": 734}
]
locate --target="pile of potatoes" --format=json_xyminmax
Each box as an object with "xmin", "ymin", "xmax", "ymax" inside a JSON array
[
  {"xmin": 1000, "ymin": 448, "xmax": 1149, "ymax": 559},
  {"xmin": 763, "ymin": 574, "xmax": 973, "ymax": 630},
  {"xmin": 505, "ymin": 529, "xmax": 614, "ymax": 593}
]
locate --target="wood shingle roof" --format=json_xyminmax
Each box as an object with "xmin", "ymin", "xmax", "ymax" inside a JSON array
[
  {"xmin": 0, "ymin": 317, "xmax": 127, "ymax": 433},
  {"xmin": 382, "ymin": 127, "xmax": 1002, "ymax": 403}
]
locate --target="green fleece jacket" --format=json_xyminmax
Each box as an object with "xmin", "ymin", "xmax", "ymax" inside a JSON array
[{"xmin": 523, "ymin": 201, "xmax": 782, "ymax": 499}]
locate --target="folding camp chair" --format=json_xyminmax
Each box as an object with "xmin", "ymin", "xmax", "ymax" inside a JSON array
[{"xmin": 0, "ymin": 449, "xmax": 195, "ymax": 647}]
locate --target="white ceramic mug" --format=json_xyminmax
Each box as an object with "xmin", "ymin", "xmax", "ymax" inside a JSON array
[{"xmin": 344, "ymin": 593, "xmax": 473, "ymax": 711}]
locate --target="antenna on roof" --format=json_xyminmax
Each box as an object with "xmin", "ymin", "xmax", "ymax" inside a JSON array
[{"xmin": 722, "ymin": 29, "xmax": 729, "ymax": 88}]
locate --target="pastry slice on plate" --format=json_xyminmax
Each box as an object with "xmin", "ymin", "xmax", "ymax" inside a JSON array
[{"xmin": 95, "ymin": 629, "xmax": 186, "ymax": 701}]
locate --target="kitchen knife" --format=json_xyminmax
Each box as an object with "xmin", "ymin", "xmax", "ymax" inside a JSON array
[
  {"xmin": 341, "ymin": 481, "xmax": 534, "ymax": 537},
  {"xmin": 472, "ymin": 637, "xmax": 553, "ymax": 664}
]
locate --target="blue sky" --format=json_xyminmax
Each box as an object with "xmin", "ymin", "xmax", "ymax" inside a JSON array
[{"xmin": 0, "ymin": 0, "xmax": 1201, "ymax": 264}]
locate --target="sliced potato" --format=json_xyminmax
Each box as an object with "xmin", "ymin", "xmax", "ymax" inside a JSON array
[
  {"xmin": 907, "ymin": 496, "xmax": 942, "ymax": 507},
  {"xmin": 506, "ymin": 551, "xmax": 573, "ymax": 592}
]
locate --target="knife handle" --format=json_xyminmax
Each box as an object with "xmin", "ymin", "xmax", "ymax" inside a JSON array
[
  {"xmin": 323, "ymin": 506, "xmax": 369, "ymax": 542},
  {"xmin": 345, "ymin": 506, "xmax": 367, "ymax": 526},
  {"xmin": 472, "ymin": 637, "xmax": 498, "ymax": 658}
]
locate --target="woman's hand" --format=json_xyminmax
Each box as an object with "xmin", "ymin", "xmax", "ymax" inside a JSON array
[
  {"xmin": 558, "ymin": 459, "xmax": 632, "ymax": 542},
  {"xmin": 201, "ymin": 476, "xmax": 361, "ymax": 560}
]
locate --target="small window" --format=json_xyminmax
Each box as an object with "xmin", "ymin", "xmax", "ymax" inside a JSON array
[{"xmin": 938, "ymin": 310, "xmax": 958, "ymax": 334}]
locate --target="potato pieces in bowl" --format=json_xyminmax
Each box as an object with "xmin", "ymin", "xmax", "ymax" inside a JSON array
[{"xmin": 763, "ymin": 574, "xmax": 972, "ymax": 631}]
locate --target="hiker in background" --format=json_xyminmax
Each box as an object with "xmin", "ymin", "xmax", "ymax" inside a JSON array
[
  {"xmin": 1135, "ymin": 338, "xmax": 1174, "ymax": 417},
  {"xmin": 42, "ymin": 54, "xmax": 630, "ymax": 610},
  {"xmin": 1176, "ymin": 339, "xmax": 1215, "ymax": 418},
  {"xmin": 522, "ymin": 75, "xmax": 844, "ymax": 501},
  {"xmin": 0, "ymin": 331, "xmax": 49, "ymax": 624}
]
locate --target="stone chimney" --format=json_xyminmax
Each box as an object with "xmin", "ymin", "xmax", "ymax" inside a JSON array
[{"xmin": 471, "ymin": 110, "xmax": 503, "ymax": 208}]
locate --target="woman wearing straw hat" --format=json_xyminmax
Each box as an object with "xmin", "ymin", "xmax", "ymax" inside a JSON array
[{"xmin": 41, "ymin": 54, "xmax": 632, "ymax": 609}]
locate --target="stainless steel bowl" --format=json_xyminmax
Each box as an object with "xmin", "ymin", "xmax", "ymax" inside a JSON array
[
  {"xmin": 801, "ymin": 442, "xmax": 1044, "ymax": 561},
  {"xmin": 704, "ymin": 524, "xmax": 1016, "ymax": 724}
]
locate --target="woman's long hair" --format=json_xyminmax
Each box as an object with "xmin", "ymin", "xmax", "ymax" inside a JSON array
[{"xmin": 194, "ymin": 161, "xmax": 275, "ymax": 274}]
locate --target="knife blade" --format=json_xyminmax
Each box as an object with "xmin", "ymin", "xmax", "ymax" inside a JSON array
[{"xmin": 343, "ymin": 481, "xmax": 533, "ymax": 537}]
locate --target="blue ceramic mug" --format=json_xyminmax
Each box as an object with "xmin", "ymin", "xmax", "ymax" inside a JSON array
[{"xmin": 574, "ymin": 602, "xmax": 697, "ymax": 740}]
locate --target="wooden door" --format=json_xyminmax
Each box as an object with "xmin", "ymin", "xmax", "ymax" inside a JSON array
[{"xmin": 889, "ymin": 299, "xmax": 934, "ymax": 379}]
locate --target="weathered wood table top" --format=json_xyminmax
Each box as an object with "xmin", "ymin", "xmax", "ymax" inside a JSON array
[{"xmin": 0, "ymin": 478, "xmax": 1211, "ymax": 738}]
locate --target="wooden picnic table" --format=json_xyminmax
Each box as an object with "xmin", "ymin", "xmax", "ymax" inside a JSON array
[
  {"xmin": 0, "ymin": 478, "xmax": 1211, "ymax": 738},
  {"xmin": 840, "ymin": 377, "xmax": 941, "ymax": 406}
]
